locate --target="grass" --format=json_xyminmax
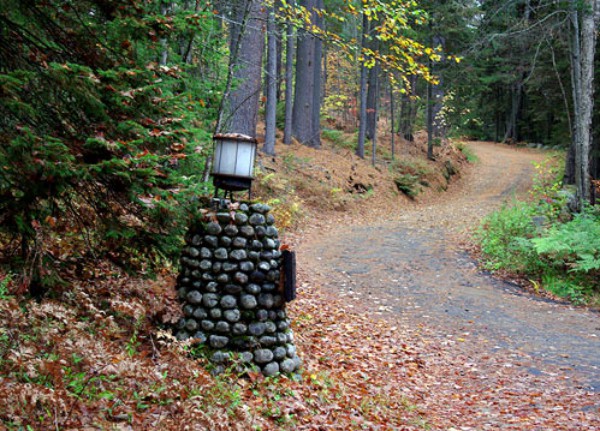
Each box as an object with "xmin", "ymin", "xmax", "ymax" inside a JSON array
[{"xmin": 456, "ymin": 142, "xmax": 479, "ymax": 163}]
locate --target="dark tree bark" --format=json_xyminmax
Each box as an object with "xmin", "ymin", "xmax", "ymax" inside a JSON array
[
  {"xmin": 366, "ymin": 61, "xmax": 379, "ymax": 140},
  {"xmin": 283, "ymin": 0, "xmax": 295, "ymax": 145},
  {"xmin": 356, "ymin": 11, "xmax": 369, "ymax": 158},
  {"xmin": 263, "ymin": 3, "xmax": 277, "ymax": 155},
  {"xmin": 221, "ymin": 0, "xmax": 266, "ymax": 138},
  {"xmin": 292, "ymin": 0, "xmax": 322, "ymax": 148}
]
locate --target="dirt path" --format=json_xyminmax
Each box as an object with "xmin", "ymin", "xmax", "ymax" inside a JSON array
[{"xmin": 297, "ymin": 142, "xmax": 600, "ymax": 410}]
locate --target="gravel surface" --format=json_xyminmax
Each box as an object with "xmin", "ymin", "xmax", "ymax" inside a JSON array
[{"xmin": 299, "ymin": 141, "xmax": 600, "ymax": 391}]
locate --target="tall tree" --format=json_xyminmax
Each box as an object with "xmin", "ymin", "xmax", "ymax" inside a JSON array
[
  {"xmin": 220, "ymin": 0, "xmax": 266, "ymax": 137},
  {"xmin": 292, "ymin": 0, "xmax": 322, "ymax": 148},
  {"xmin": 263, "ymin": 3, "xmax": 278, "ymax": 155}
]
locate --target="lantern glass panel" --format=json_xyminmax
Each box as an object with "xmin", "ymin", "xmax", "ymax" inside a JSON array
[{"xmin": 235, "ymin": 141, "xmax": 256, "ymax": 178}]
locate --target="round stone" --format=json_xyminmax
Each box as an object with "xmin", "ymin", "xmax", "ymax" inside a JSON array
[
  {"xmin": 204, "ymin": 282, "xmax": 218, "ymax": 293},
  {"xmin": 279, "ymin": 358, "xmax": 297, "ymax": 374},
  {"xmin": 212, "ymin": 261, "xmax": 222, "ymax": 273},
  {"xmin": 234, "ymin": 212, "xmax": 249, "ymax": 225},
  {"xmin": 224, "ymin": 309, "xmax": 241, "ymax": 323},
  {"xmin": 205, "ymin": 222, "xmax": 222, "ymax": 235},
  {"xmin": 266, "ymin": 226, "xmax": 278, "ymax": 238},
  {"xmin": 214, "ymin": 248, "xmax": 228, "ymax": 260},
  {"xmin": 230, "ymin": 249, "xmax": 247, "ymax": 261},
  {"xmin": 233, "ymin": 272, "xmax": 249, "ymax": 284},
  {"xmin": 176, "ymin": 331, "xmax": 189, "ymax": 341},
  {"xmin": 215, "ymin": 321, "xmax": 230, "ymax": 333},
  {"xmin": 199, "ymin": 260, "xmax": 212, "ymax": 271},
  {"xmin": 262, "ymin": 238, "xmax": 276, "ymax": 249},
  {"xmin": 224, "ymin": 224, "xmax": 239, "ymax": 236},
  {"xmin": 262, "ymin": 283, "xmax": 276, "ymax": 292},
  {"xmin": 220, "ymin": 295, "xmax": 237, "ymax": 309},
  {"xmin": 232, "ymin": 323, "xmax": 248, "ymax": 335},
  {"xmin": 191, "ymin": 281, "xmax": 202, "ymax": 290},
  {"xmin": 193, "ymin": 307, "xmax": 208, "ymax": 320},
  {"xmin": 201, "ymin": 320, "xmax": 215, "ymax": 331},
  {"xmin": 258, "ymin": 293, "xmax": 274, "ymax": 309},
  {"xmin": 277, "ymin": 332, "xmax": 288, "ymax": 344},
  {"xmin": 248, "ymin": 322, "xmax": 266, "ymax": 336},
  {"xmin": 202, "ymin": 273, "xmax": 214, "ymax": 282},
  {"xmin": 211, "ymin": 351, "xmax": 230, "ymax": 364},
  {"xmin": 268, "ymin": 310, "xmax": 277, "ymax": 320},
  {"xmin": 216, "ymin": 273, "xmax": 230, "ymax": 284},
  {"xmin": 188, "ymin": 247, "xmax": 200, "ymax": 258},
  {"xmin": 239, "ymin": 225, "xmax": 254, "ymax": 237},
  {"xmin": 219, "ymin": 236, "xmax": 232, "ymax": 247},
  {"xmin": 249, "ymin": 213, "xmax": 266, "ymax": 226},
  {"xmin": 232, "ymin": 237, "xmax": 247, "ymax": 248},
  {"xmin": 177, "ymin": 288, "xmax": 186, "ymax": 300},
  {"xmin": 239, "ymin": 351, "xmax": 254, "ymax": 363},
  {"xmin": 190, "ymin": 234, "xmax": 202, "ymax": 246},
  {"xmin": 187, "ymin": 259, "xmax": 200, "ymax": 269},
  {"xmin": 252, "ymin": 203, "xmax": 270, "ymax": 213},
  {"xmin": 183, "ymin": 304, "xmax": 194, "ymax": 317},
  {"xmin": 200, "ymin": 247, "xmax": 212, "ymax": 259},
  {"xmin": 239, "ymin": 261, "xmax": 255, "ymax": 272},
  {"xmin": 277, "ymin": 310, "xmax": 287, "ymax": 319},
  {"xmin": 260, "ymin": 251, "xmax": 274, "ymax": 260},
  {"xmin": 250, "ymin": 271, "xmax": 266, "ymax": 283},
  {"xmin": 222, "ymin": 262, "xmax": 238, "ymax": 272},
  {"xmin": 245, "ymin": 283, "xmax": 261, "ymax": 295},
  {"xmin": 273, "ymin": 346, "xmax": 287, "ymax": 360},
  {"xmin": 256, "ymin": 309, "xmax": 269, "ymax": 321},
  {"xmin": 259, "ymin": 335, "xmax": 277, "ymax": 347},
  {"xmin": 192, "ymin": 331, "xmax": 207, "ymax": 344},
  {"xmin": 216, "ymin": 212, "xmax": 232, "ymax": 223},
  {"xmin": 204, "ymin": 235, "xmax": 218, "ymax": 247},
  {"xmin": 264, "ymin": 321, "xmax": 277, "ymax": 334},
  {"xmin": 277, "ymin": 320, "xmax": 289, "ymax": 331},
  {"xmin": 240, "ymin": 295, "xmax": 257, "ymax": 309},
  {"xmin": 190, "ymin": 270, "xmax": 201, "ymax": 280},
  {"xmin": 255, "ymin": 226, "xmax": 267, "ymax": 238},
  {"xmin": 239, "ymin": 203, "xmax": 249, "ymax": 212},
  {"xmin": 286, "ymin": 344, "xmax": 297, "ymax": 358},
  {"xmin": 248, "ymin": 251, "xmax": 261, "ymax": 262},
  {"xmin": 254, "ymin": 348, "xmax": 274, "ymax": 364},
  {"xmin": 209, "ymin": 307, "xmax": 222, "ymax": 319},
  {"xmin": 209, "ymin": 335, "xmax": 229, "ymax": 349},
  {"xmin": 257, "ymin": 261, "xmax": 271, "ymax": 272},
  {"xmin": 202, "ymin": 293, "xmax": 219, "ymax": 308},
  {"xmin": 266, "ymin": 213, "xmax": 276, "ymax": 225},
  {"xmin": 262, "ymin": 361, "xmax": 279, "ymax": 377},
  {"xmin": 224, "ymin": 284, "xmax": 242, "ymax": 294},
  {"xmin": 184, "ymin": 318, "xmax": 198, "ymax": 332}
]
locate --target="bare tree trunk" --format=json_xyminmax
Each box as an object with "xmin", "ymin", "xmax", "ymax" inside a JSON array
[
  {"xmin": 283, "ymin": 0, "xmax": 295, "ymax": 145},
  {"xmin": 390, "ymin": 81, "xmax": 395, "ymax": 161},
  {"xmin": 568, "ymin": 0, "xmax": 599, "ymax": 207},
  {"xmin": 356, "ymin": 11, "xmax": 369, "ymax": 158},
  {"xmin": 263, "ymin": 3, "xmax": 277, "ymax": 155},
  {"xmin": 221, "ymin": 0, "xmax": 266, "ymax": 137},
  {"xmin": 427, "ymin": 63, "xmax": 434, "ymax": 160},
  {"xmin": 292, "ymin": 0, "xmax": 322, "ymax": 148}
]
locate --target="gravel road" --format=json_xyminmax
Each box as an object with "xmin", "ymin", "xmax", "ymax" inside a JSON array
[{"xmin": 300, "ymin": 142, "xmax": 600, "ymax": 392}]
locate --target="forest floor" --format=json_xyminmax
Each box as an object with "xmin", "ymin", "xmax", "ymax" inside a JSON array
[
  {"xmin": 289, "ymin": 140, "xmax": 600, "ymax": 430},
  {"xmin": 1, "ymin": 135, "xmax": 599, "ymax": 430}
]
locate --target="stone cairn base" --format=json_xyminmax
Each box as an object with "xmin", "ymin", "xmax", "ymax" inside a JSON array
[{"xmin": 174, "ymin": 201, "xmax": 301, "ymax": 376}]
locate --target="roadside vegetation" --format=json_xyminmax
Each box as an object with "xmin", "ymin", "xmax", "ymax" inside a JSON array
[{"xmin": 477, "ymin": 153, "xmax": 600, "ymax": 305}]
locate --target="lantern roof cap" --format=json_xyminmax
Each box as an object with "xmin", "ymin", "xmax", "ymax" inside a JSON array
[{"xmin": 213, "ymin": 133, "xmax": 257, "ymax": 143}]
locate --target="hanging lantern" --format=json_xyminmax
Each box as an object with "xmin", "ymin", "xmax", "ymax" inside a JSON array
[{"xmin": 211, "ymin": 133, "xmax": 258, "ymax": 194}]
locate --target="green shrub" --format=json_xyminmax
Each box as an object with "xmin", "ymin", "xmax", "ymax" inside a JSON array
[
  {"xmin": 478, "ymin": 202, "xmax": 542, "ymax": 273},
  {"xmin": 532, "ymin": 210, "xmax": 600, "ymax": 274}
]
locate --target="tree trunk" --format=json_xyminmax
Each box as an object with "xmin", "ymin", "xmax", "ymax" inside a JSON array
[
  {"xmin": 390, "ymin": 81, "xmax": 395, "ymax": 161},
  {"xmin": 221, "ymin": 0, "xmax": 265, "ymax": 137},
  {"xmin": 311, "ymin": 0, "xmax": 323, "ymax": 148},
  {"xmin": 283, "ymin": 0, "xmax": 295, "ymax": 145},
  {"xmin": 431, "ymin": 34, "xmax": 446, "ymax": 138},
  {"xmin": 427, "ymin": 76, "xmax": 434, "ymax": 160},
  {"xmin": 263, "ymin": 4, "xmax": 277, "ymax": 155},
  {"xmin": 292, "ymin": 0, "xmax": 321, "ymax": 148},
  {"xmin": 568, "ymin": 0, "xmax": 599, "ymax": 207},
  {"xmin": 356, "ymin": 11, "xmax": 369, "ymax": 158},
  {"xmin": 366, "ymin": 62, "xmax": 380, "ymax": 140}
]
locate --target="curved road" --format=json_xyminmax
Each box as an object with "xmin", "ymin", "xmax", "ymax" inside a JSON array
[{"xmin": 301, "ymin": 142, "xmax": 600, "ymax": 391}]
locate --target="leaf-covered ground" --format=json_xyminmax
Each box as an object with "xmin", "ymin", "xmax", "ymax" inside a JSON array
[{"xmin": 1, "ymin": 138, "xmax": 598, "ymax": 430}]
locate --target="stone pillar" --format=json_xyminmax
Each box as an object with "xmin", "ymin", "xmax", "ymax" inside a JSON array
[{"xmin": 174, "ymin": 202, "xmax": 301, "ymax": 376}]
